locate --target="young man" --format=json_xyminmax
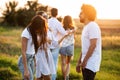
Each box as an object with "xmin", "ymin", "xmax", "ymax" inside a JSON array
[
  {"xmin": 76, "ymin": 4, "xmax": 102, "ymax": 80},
  {"xmin": 48, "ymin": 8, "xmax": 67, "ymax": 80}
]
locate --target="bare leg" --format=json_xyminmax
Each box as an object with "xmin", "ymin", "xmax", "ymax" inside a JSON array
[
  {"xmin": 36, "ymin": 74, "xmax": 51, "ymax": 80},
  {"xmin": 36, "ymin": 76, "xmax": 43, "ymax": 80},
  {"xmin": 65, "ymin": 56, "xmax": 72, "ymax": 79},
  {"xmin": 43, "ymin": 75, "xmax": 51, "ymax": 80},
  {"xmin": 61, "ymin": 54, "xmax": 66, "ymax": 80}
]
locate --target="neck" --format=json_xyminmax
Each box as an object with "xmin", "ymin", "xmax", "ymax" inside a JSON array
[{"xmin": 84, "ymin": 19, "xmax": 91, "ymax": 25}]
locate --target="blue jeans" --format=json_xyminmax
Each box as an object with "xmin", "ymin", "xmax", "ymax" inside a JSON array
[
  {"xmin": 18, "ymin": 54, "xmax": 35, "ymax": 80},
  {"xmin": 59, "ymin": 44, "xmax": 74, "ymax": 56},
  {"xmin": 51, "ymin": 48, "xmax": 60, "ymax": 80}
]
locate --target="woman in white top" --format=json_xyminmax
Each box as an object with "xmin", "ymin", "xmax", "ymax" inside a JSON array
[
  {"xmin": 18, "ymin": 15, "xmax": 45, "ymax": 80},
  {"xmin": 36, "ymin": 29, "xmax": 70, "ymax": 80},
  {"xmin": 59, "ymin": 15, "xmax": 75, "ymax": 80},
  {"xmin": 32, "ymin": 14, "xmax": 72, "ymax": 80}
]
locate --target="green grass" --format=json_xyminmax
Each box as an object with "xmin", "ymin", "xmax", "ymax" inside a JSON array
[
  {"xmin": 0, "ymin": 26, "xmax": 120, "ymax": 80},
  {"xmin": 0, "ymin": 54, "xmax": 22, "ymax": 80}
]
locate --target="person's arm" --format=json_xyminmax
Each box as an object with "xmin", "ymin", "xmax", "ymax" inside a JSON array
[
  {"xmin": 81, "ymin": 38, "xmax": 97, "ymax": 69},
  {"xmin": 48, "ymin": 29, "xmax": 74, "ymax": 48},
  {"xmin": 58, "ymin": 31, "xmax": 74, "ymax": 44},
  {"xmin": 76, "ymin": 52, "xmax": 82, "ymax": 73},
  {"xmin": 21, "ymin": 37, "xmax": 30, "ymax": 79},
  {"xmin": 57, "ymin": 22, "xmax": 67, "ymax": 36}
]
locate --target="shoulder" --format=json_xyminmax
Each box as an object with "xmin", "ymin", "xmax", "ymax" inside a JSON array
[
  {"xmin": 48, "ymin": 18, "xmax": 60, "ymax": 23},
  {"xmin": 89, "ymin": 22, "xmax": 99, "ymax": 27},
  {"xmin": 21, "ymin": 28, "xmax": 31, "ymax": 38},
  {"xmin": 22, "ymin": 28, "xmax": 28, "ymax": 34},
  {"xmin": 87, "ymin": 22, "xmax": 100, "ymax": 30}
]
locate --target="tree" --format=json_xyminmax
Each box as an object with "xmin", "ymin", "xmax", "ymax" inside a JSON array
[
  {"xmin": 2, "ymin": 0, "xmax": 48, "ymax": 27},
  {"xmin": 2, "ymin": 1, "xmax": 18, "ymax": 26}
]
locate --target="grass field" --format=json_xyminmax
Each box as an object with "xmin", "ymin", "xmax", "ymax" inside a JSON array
[{"xmin": 0, "ymin": 21, "xmax": 120, "ymax": 80}]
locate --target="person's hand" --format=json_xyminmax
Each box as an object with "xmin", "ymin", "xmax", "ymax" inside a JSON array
[
  {"xmin": 68, "ymin": 30, "xmax": 75, "ymax": 34},
  {"xmin": 81, "ymin": 60, "xmax": 87, "ymax": 69},
  {"xmin": 47, "ymin": 38, "xmax": 52, "ymax": 44},
  {"xmin": 76, "ymin": 64, "xmax": 81, "ymax": 73},
  {"xmin": 24, "ymin": 70, "xmax": 30, "ymax": 80}
]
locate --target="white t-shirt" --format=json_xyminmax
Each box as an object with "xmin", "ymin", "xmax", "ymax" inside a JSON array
[
  {"xmin": 21, "ymin": 28, "xmax": 35, "ymax": 55},
  {"xmin": 61, "ymin": 30, "xmax": 75, "ymax": 47},
  {"xmin": 35, "ymin": 30, "xmax": 56, "ymax": 78},
  {"xmin": 48, "ymin": 17, "xmax": 67, "ymax": 41},
  {"xmin": 81, "ymin": 21, "xmax": 102, "ymax": 72}
]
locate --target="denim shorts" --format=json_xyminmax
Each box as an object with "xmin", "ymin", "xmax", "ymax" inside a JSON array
[
  {"xmin": 59, "ymin": 44, "xmax": 74, "ymax": 56},
  {"xmin": 18, "ymin": 54, "xmax": 35, "ymax": 80}
]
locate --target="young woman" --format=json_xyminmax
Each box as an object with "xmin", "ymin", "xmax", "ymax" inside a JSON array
[
  {"xmin": 59, "ymin": 15, "xmax": 75, "ymax": 80},
  {"xmin": 18, "ymin": 15, "xmax": 44, "ymax": 80},
  {"xmin": 18, "ymin": 15, "xmax": 56, "ymax": 80},
  {"xmin": 35, "ymin": 14, "xmax": 74, "ymax": 80},
  {"xmin": 18, "ymin": 14, "xmax": 72, "ymax": 80}
]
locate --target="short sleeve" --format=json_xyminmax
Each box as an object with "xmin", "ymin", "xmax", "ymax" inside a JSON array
[
  {"xmin": 21, "ymin": 28, "xmax": 30, "ymax": 39},
  {"xmin": 88, "ymin": 23, "xmax": 100, "ymax": 39}
]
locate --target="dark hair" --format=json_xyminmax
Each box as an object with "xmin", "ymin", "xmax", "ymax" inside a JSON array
[
  {"xmin": 81, "ymin": 4, "xmax": 96, "ymax": 21},
  {"xmin": 27, "ymin": 15, "xmax": 48, "ymax": 53},
  {"xmin": 36, "ymin": 11, "xmax": 44, "ymax": 15},
  {"xmin": 63, "ymin": 15, "xmax": 74, "ymax": 30},
  {"xmin": 51, "ymin": 8, "xmax": 58, "ymax": 17},
  {"xmin": 36, "ymin": 11, "xmax": 48, "ymax": 19}
]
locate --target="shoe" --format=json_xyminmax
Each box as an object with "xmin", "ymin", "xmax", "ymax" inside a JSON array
[{"xmin": 66, "ymin": 76, "xmax": 69, "ymax": 80}]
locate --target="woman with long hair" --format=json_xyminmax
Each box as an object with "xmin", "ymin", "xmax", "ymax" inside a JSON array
[
  {"xmin": 18, "ymin": 15, "xmax": 54, "ymax": 80},
  {"xmin": 59, "ymin": 15, "xmax": 76, "ymax": 80},
  {"xmin": 18, "ymin": 15, "xmax": 47, "ymax": 80}
]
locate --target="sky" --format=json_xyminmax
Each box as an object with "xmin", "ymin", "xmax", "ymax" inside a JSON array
[{"xmin": 0, "ymin": 0, "xmax": 120, "ymax": 19}]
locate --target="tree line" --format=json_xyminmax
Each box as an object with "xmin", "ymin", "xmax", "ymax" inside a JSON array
[{"xmin": 1, "ymin": 0, "xmax": 48, "ymax": 27}]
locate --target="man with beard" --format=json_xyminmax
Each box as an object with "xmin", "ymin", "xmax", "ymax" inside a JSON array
[{"xmin": 76, "ymin": 4, "xmax": 102, "ymax": 80}]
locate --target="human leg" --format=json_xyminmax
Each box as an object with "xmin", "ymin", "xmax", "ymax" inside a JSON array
[
  {"xmin": 65, "ymin": 44, "xmax": 74, "ymax": 80},
  {"xmin": 27, "ymin": 55, "xmax": 34, "ymax": 80},
  {"xmin": 18, "ymin": 56, "xmax": 24, "ymax": 79},
  {"xmin": 51, "ymin": 48, "xmax": 60, "ymax": 80},
  {"xmin": 18, "ymin": 55, "xmax": 34, "ymax": 80},
  {"xmin": 61, "ymin": 54, "xmax": 66, "ymax": 80},
  {"xmin": 36, "ymin": 74, "xmax": 51, "ymax": 80},
  {"xmin": 36, "ymin": 76, "xmax": 43, "ymax": 80},
  {"xmin": 65, "ymin": 56, "xmax": 72, "ymax": 80},
  {"xmin": 43, "ymin": 75, "xmax": 51, "ymax": 80},
  {"xmin": 82, "ymin": 68, "xmax": 96, "ymax": 80}
]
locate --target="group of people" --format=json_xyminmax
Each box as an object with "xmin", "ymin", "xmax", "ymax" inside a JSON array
[{"xmin": 18, "ymin": 4, "xmax": 102, "ymax": 80}]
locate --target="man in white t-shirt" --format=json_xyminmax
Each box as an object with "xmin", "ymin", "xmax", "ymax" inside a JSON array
[
  {"xmin": 76, "ymin": 4, "xmax": 102, "ymax": 80},
  {"xmin": 48, "ymin": 8, "xmax": 67, "ymax": 80}
]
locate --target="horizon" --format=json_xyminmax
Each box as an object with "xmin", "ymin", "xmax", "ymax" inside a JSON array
[{"xmin": 0, "ymin": 0, "xmax": 120, "ymax": 20}]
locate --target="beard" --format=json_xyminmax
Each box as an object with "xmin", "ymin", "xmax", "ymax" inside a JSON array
[{"xmin": 80, "ymin": 17, "xmax": 85, "ymax": 23}]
